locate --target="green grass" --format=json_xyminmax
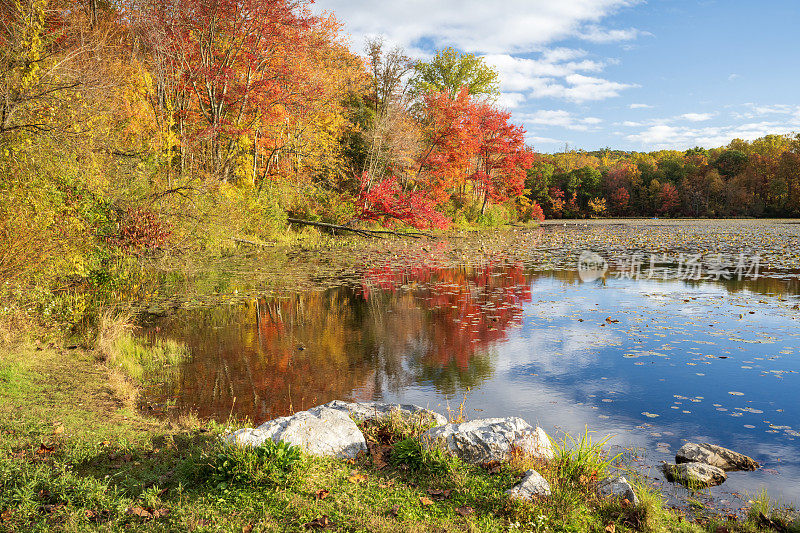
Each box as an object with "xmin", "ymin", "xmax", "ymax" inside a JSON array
[{"xmin": 0, "ymin": 340, "xmax": 796, "ymax": 532}]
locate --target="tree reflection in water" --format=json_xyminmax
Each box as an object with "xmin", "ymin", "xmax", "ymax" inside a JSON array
[{"xmin": 144, "ymin": 262, "xmax": 534, "ymax": 421}]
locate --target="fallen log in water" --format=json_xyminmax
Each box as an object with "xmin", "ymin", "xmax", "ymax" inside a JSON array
[{"xmin": 286, "ymin": 218, "xmax": 432, "ymax": 239}]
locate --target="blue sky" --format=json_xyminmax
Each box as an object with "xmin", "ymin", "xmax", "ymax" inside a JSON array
[{"xmin": 312, "ymin": 0, "xmax": 799, "ymax": 153}]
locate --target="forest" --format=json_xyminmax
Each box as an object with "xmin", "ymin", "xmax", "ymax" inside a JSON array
[{"xmin": 2, "ymin": 0, "xmax": 800, "ymax": 314}]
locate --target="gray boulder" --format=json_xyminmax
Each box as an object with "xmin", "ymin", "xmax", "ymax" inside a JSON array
[
  {"xmin": 223, "ymin": 406, "xmax": 367, "ymax": 459},
  {"xmin": 320, "ymin": 400, "xmax": 447, "ymax": 426},
  {"xmin": 598, "ymin": 476, "xmax": 639, "ymax": 506},
  {"xmin": 421, "ymin": 417, "xmax": 553, "ymax": 465},
  {"xmin": 662, "ymin": 462, "xmax": 727, "ymax": 488},
  {"xmin": 506, "ymin": 469, "xmax": 551, "ymax": 499},
  {"xmin": 675, "ymin": 443, "xmax": 759, "ymax": 472}
]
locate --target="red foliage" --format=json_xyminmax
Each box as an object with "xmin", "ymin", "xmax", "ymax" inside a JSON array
[
  {"xmin": 140, "ymin": 0, "xmax": 319, "ymax": 174},
  {"xmin": 106, "ymin": 206, "xmax": 171, "ymax": 253},
  {"xmin": 610, "ymin": 187, "xmax": 630, "ymax": 214},
  {"xmin": 357, "ymin": 173, "xmax": 450, "ymax": 230},
  {"xmin": 657, "ymin": 182, "xmax": 681, "ymax": 215},
  {"xmin": 469, "ymin": 103, "xmax": 533, "ymax": 206},
  {"xmin": 420, "ymin": 89, "xmax": 534, "ymax": 210},
  {"xmin": 529, "ymin": 201, "xmax": 545, "ymax": 222},
  {"xmin": 419, "ymin": 89, "xmax": 481, "ymax": 205}
]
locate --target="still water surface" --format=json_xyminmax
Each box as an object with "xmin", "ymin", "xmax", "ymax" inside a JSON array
[{"xmin": 143, "ymin": 234, "xmax": 800, "ymax": 507}]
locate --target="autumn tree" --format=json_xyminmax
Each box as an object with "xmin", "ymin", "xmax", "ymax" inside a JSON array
[
  {"xmin": 469, "ymin": 102, "xmax": 533, "ymax": 214},
  {"xmin": 412, "ymin": 47, "xmax": 499, "ymax": 99},
  {"xmin": 359, "ymin": 38, "xmax": 417, "ymax": 186},
  {"xmin": 656, "ymin": 182, "xmax": 680, "ymax": 215},
  {"xmin": 136, "ymin": 0, "xmax": 320, "ymax": 182},
  {"xmin": 416, "ymin": 88, "xmax": 479, "ymax": 205}
]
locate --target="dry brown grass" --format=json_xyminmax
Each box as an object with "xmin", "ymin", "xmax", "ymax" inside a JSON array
[
  {"xmin": 95, "ymin": 308, "xmax": 135, "ymax": 362},
  {"xmin": 95, "ymin": 308, "xmax": 140, "ymax": 408}
]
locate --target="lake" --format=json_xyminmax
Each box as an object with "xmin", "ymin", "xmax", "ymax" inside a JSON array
[{"xmin": 139, "ymin": 219, "xmax": 800, "ymax": 509}]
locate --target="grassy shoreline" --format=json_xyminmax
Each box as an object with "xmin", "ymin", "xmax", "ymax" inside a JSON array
[{"xmin": 1, "ymin": 334, "xmax": 797, "ymax": 532}]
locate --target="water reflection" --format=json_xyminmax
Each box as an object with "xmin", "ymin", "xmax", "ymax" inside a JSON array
[
  {"xmin": 143, "ymin": 262, "xmax": 800, "ymax": 506},
  {"xmin": 144, "ymin": 263, "xmax": 534, "ymax": 420}
]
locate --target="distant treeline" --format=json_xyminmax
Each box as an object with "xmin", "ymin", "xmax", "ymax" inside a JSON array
[{"xmin": 528, "ymin": 136, "xmax": 800, "ymax": 218}]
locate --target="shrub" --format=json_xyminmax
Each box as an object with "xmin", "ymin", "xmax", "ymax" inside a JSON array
[
  {"xmin": 207, "ymin": 440, "xmax": 303, "ymax": 491},
  {"xmin": 550, "ymin": 430, "xmax": 621, "ymax": 487}
]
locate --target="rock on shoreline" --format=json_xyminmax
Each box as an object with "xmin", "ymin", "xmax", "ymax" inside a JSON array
[
  {"xmin": 224, "ymin": 405, "xmax": 368, "ymax": 459},
  {"xmin": 675, "ymin": 442, "xmax": 759, "ymax": 472},
  {"xmin": 662, "ymin": 462, "xmax": 727, "ymax": 488},
  {"xmin": 421, "ymin": 417, "xmax": 553, "ymax": 465},
  {"xmin": 320, "ymin": 400, "xmax": 448, "ymax": 426},
  {"xmin": 507, "ymin": 469, "xmax": 551, "ymax": 499}
]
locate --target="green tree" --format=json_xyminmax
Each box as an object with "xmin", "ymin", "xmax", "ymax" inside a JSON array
[{"xmin": 412, "ymin": 47, "xmax": 499, "ymax": 99}]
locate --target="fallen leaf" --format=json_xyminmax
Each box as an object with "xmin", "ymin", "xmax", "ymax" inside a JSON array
[
  {"xmin": 426, "ymin": 488, "xmax": 452, "ymax": 501},
  {"xmin": 315, "ymin": 489, "xmax": 330, "ymax": 500},
  {"xmin": 368, "ymin": 443, "xmax": 391, "ymax": 470},
  {"xmin": 151, "ymin": 508, "xmax": 169, "ymax": 519},
  {"xmin": 481, "ymin": 460, "xmax": 502, "ymax": 474},
  {"xmin": 242, "ymin": 524, "xmax": 253, "ymax": 533},
  {"xmin": 85, "ymin": 509, "xmax": 111, "ymax": 523},
  {"xmin": 419, "ymin": 496, "xmax": 434, "ymax": 506},
  {"xmin": 455, "ymin": 506, "xmax": 474, "ymax": 517},
  {"xmin": 127, "ymin": 506, "xmax": 152, "ymax": 518},
  {"xmin": 605, "ymin": 524, "xmax": 616, "ymax": 533},
  {"xmin": 37, "ymin": 443, "xmax": 55, "ymax": 455},
  {"xmin": 304, "ymin": 515, "xmax": 333, "ymax": 529},
  {"xmin": 347, "ymin": 474, "xmax": 367, "ymax": 484}
]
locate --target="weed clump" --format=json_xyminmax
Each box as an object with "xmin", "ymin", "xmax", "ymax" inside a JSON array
[{"xmin": 206, "ymin": 440, "xmax": 303, "ymax": 492}]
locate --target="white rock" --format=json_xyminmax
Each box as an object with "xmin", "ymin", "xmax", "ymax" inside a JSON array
[
  {"xmin": 422, "ymin": 417, "xmax": 553, "ymax": 465},
  {"xmin": 319, "ymin": 400, "xmax": 447, "ymax": 426},
  {"xmin": 598, "ymin": 476, "xmax": 639, "ymax": 506},
  {"xmin": 506, "ymin": 469, "xmax": 551, "ymax": 499},
  {"xmin": 223, "ymin": 406, "xmax": 367, "ymax": 459}
]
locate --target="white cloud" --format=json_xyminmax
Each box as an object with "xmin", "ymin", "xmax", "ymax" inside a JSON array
[
  {"xmin": 313, "ymin": 0, "xmax": 643, "ymax": 55},
  {"xmin": 313, "ymin": 1, "xmax": 642, "ymax": 106},
  {"xmin": 527, "ymin": 135, "xmax": 565, "ymax": 145},
  {"xmin": 579, "ymin": 25, "xmax": 646, "ymax": 43},
  {"xmin": 626, "ymin": 119, "xmax": 800, "ymax": 149},
  {"xmin": 482, "ymin": 53, "xmax": 636, "ymax": 103},
  {"xmin": 496, "ymin": 92, "xmax": 527, "ymax": 109},
  {"xmin": 520, "ymin": 110, "xmax": 603, "ymax": 131},
  {"xmin": 552, "ymin": 74, "xmax": 638, "ymax": 102},
  {"xmin": 735, "ymin": 103, "xmax": 800, "ymax": 119},
  {"xmin": 629, "ymin": 103, "xmax": 653, "ymax": 109},
  {"xmin": 679, "ymin": 112, "xmax": 715, "ymax": 122}
]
